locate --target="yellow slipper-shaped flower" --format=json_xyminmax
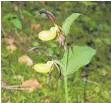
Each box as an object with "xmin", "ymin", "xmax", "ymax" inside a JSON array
[
  {"xmin": 33, "ymin": 62, "xmax": 53, "ymax": 73},
  {"xmin": 38, "ymin": 27, "xmax": 57, "ymax": 41}
]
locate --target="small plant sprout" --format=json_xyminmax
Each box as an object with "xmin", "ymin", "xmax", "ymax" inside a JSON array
[{"xmin": 28, "ymin": 10, "xmax": 96, "ymax": 103}]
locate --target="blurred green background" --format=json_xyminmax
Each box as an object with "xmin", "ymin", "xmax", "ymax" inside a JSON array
[{"xmin": 1, "ymin": 1, "xmax": 111, "ymax": 103}]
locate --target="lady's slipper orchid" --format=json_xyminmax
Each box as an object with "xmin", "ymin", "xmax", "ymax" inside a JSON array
[
  {"xmin": 38, "ymin": 27, "xmax": 58, "ymax": 41},
  {"xmin": 33, "ymin": 61, "xmax": 54, "ymax": 73},
  {"xmin": 38, "ymin": 31, "xmax": 56, "ymax": 41}
]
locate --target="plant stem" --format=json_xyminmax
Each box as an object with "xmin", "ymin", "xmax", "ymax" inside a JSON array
[
  {"xmin": 64, "ymin": 76, "xmax": 68, "ymax": 103},
  {"xmin": 64, "ymin": 44, "xmax": 69, "ymax": 103}
]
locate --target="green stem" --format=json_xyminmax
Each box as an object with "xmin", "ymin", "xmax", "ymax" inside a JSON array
[
  {"xmin": 64, "ymin": 44, "xmax": 69, "ymax": 103},
  {"xmin": 64, "ymin": 76, "xmax": 68, "ymax": 103}
]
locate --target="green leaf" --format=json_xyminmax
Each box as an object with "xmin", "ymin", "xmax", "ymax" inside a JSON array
[
  {"xmin": 62, "ymin": 13, "xmax": 81, "ymax": 35},
  {"xmin": 11, "ymin": 18, "xmax": 22, "ymax": 29},
  {"xmin": 3, "ymin": 13, "xmax": 17, "ymax": 21},
  {"xmin": 60, "ymin": 46, "xmax": 96, "ymax": 76},
  {"xmin": 21, "ymin": 10, "xmax": 32, "ymax": 16},
  {"xmin": 81, "ymin": 2, "xmax": 97, "ymax": 6},
  {"xmin": 3, "ymin": 13, "xmax": 12, "ymax": 21}
]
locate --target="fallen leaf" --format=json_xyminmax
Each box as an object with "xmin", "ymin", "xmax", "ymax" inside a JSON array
[
  {"xmin": 18, "ymin": 55, "xmax": 33, "ymax": 66},
  {"xmin": 44, "ymin": 98, "xmax": 51, "ymax": 103},
  {"xmin": 7, "ymin": 100, "xmax": 11, "ymax": 103},
  {"xmin": 5, "ymin": 38, "xmax": 15, "ymax": 45},
  {"xmin": 1, "ymin": 81, "xmax": 7, "ymax": 86},
  {"xmin": 40, "ymin": 1, "xmax": 46, "ymax": 6},
  {"xmin": 22, "ymin": 78, "xmax": 43, "ymax": 92},
  {"xmin": 22, "ymin": 79, "xmax": 42, "ymax": 87},
  {"xmin": 7, "ymin": 44, "xmax": 17, "ymax": 53},
  {"xmin": 1, "ymin": 81, "xmax": 7, "ymax": 88},
  {"xmin": 31, "ymin": 24, "xmax": 41, "ymax": 30}
]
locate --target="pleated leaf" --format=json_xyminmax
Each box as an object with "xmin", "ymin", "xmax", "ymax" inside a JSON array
[
  {"xmin": 60, "ymin": 46, "xmax": 96, "ymax": 76},
  {"xmin": 62, "ymin": 13, "xmax": 81, "ymax": 35}
]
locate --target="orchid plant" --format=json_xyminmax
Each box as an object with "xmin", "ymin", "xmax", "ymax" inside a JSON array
[{"xmin": 28, "ymin": 10, "xmax": 96, "ymax": 103}]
